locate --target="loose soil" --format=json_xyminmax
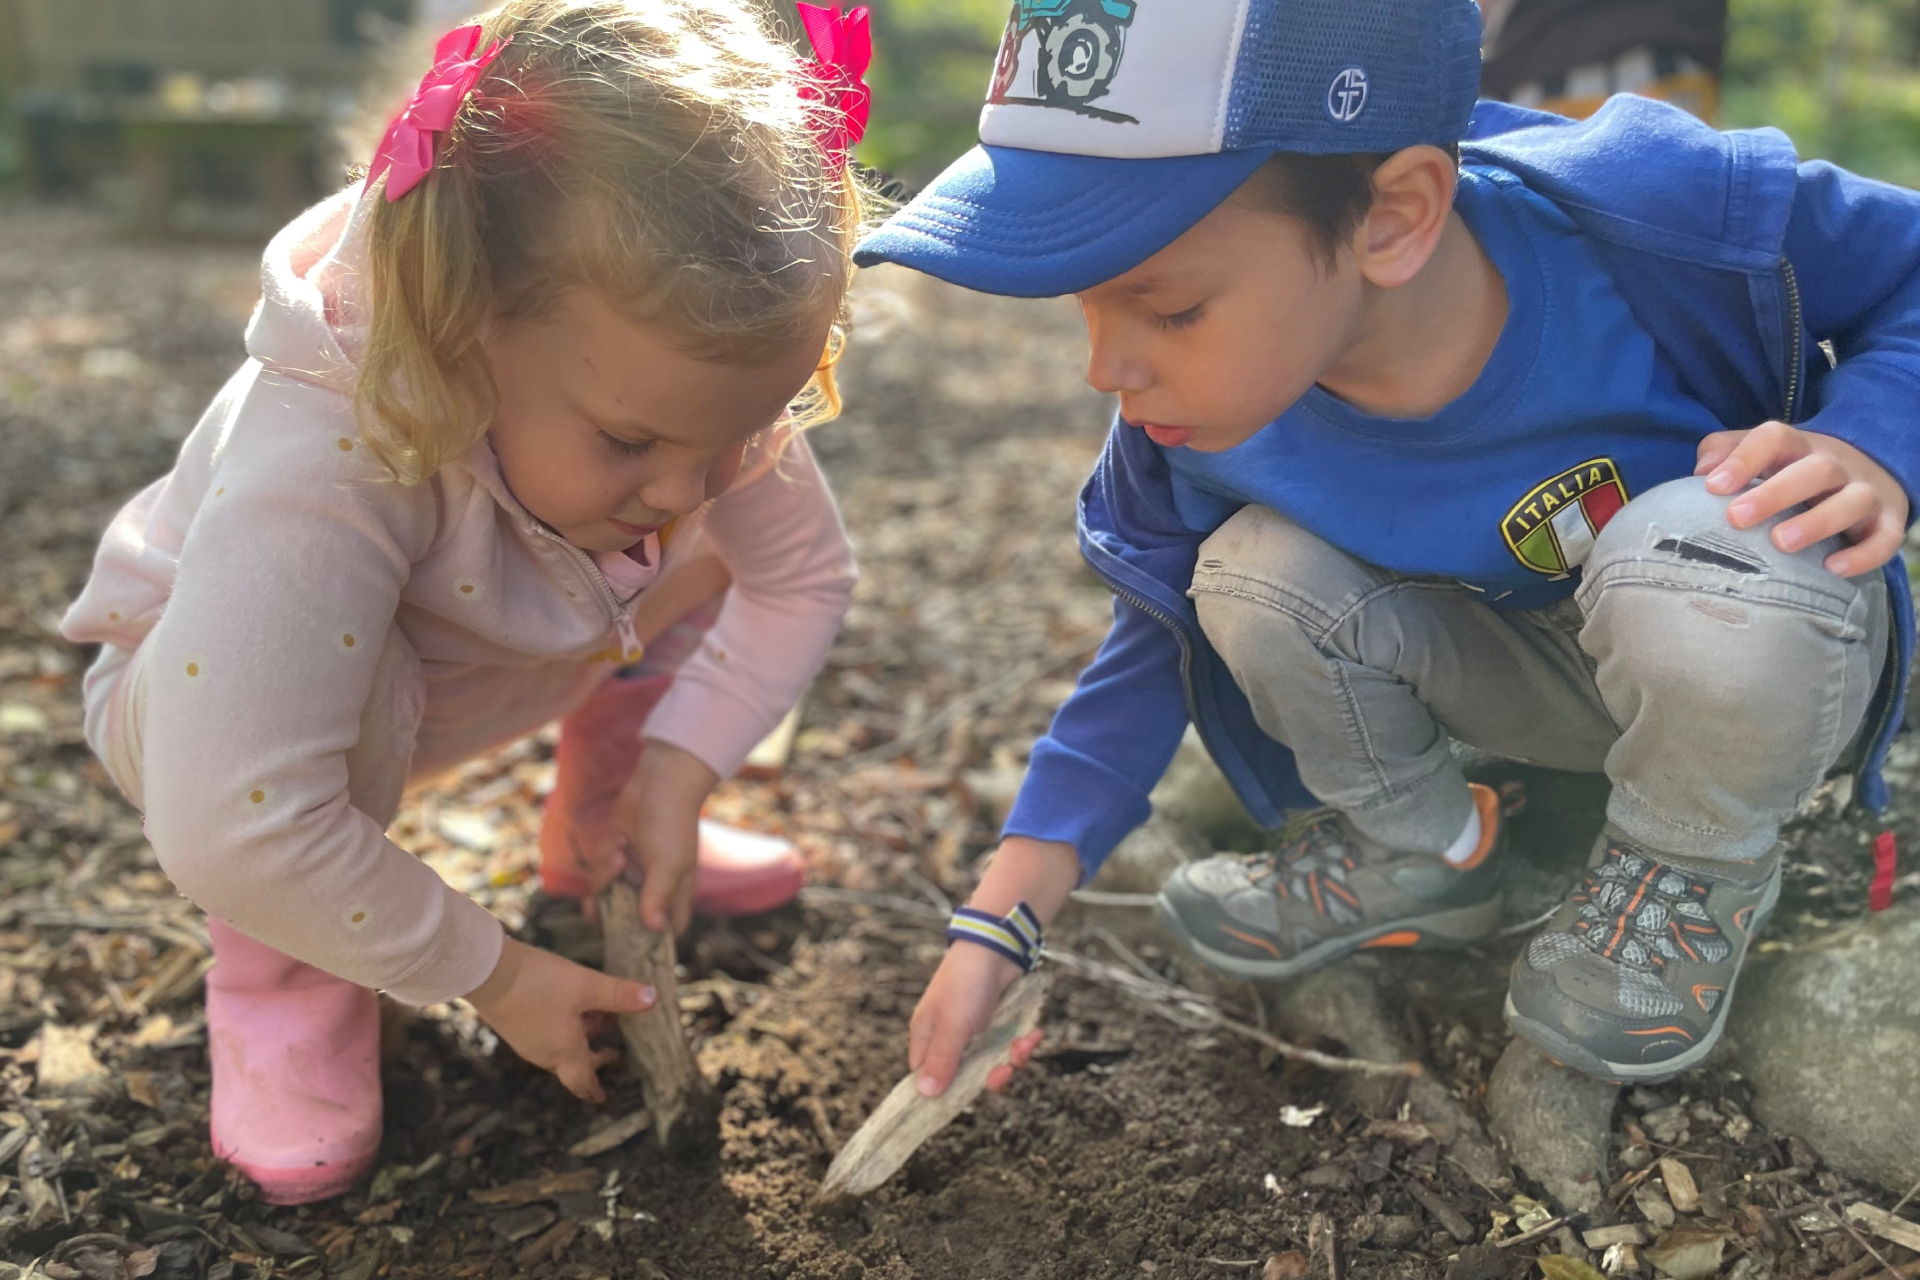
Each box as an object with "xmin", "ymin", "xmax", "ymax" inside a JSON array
[{"xmin": 2, "ymin": 201, "xmax": 1917, "ymax": 1280}]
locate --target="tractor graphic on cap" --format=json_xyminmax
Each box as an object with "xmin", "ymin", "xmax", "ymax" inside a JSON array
[{"xmin": 990, "ymin": 0, "xmax": 1139, "ymax": 112}]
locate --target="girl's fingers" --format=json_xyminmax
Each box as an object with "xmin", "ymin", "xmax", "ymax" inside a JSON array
[
  {"xmin": 580, "ymin": 970, "xmax": 655, "ymax": 1016},
  {"xmin": 1773, "ymin": 481, "xmax": 1878, "ymax": 553},
  {"xmin": 1705, "ymin": 421, "xmax": 1804, "ymax": 496},
  {"xmin": 1727, "ymin": 453, "xmax": 1845, "ymax": 528},
  {"xmin": 1007, "ymin": 1029, "xmax": 1043, "ymax": 1068},
  {"xmin": 590, "ymin": 1046, "xmax": 624, "ymax": 1070},
  {"xmin": 555, "ymin": 1053, "xmax": 608, "ymax": 1105}
]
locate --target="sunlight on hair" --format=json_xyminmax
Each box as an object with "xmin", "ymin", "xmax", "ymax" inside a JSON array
[{"xmin": 352, "ymin": 0, "xmax": 876, "ymax": 485}]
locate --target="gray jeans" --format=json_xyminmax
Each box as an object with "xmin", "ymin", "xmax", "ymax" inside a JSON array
[{"xmin": 1190, "ymin": 477, "xmax": 1891, "ymax": 863}]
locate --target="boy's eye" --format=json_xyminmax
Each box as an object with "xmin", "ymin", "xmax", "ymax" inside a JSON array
[
  {"xmin": 601, "ymin": 431, "xmax": 656, "ymax": 458},
  {"xmin": 1153, "ymin": 304, "xmax": 1205, "ymax": 331}
]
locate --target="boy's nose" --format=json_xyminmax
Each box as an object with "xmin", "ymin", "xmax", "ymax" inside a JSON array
[{"xmin": 1084, "ymin": 339, "xmax": 1152, "ymax": 397}]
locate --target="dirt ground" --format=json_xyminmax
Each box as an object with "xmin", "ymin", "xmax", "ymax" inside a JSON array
[{"xmin": 2, "ymin": 200, "xmax": 1918, "ymax": 1280}]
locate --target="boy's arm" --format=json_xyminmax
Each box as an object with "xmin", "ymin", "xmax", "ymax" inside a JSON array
[
  {"xmin": 1002, "ymin": 595, "xmax": 1194, "ymax": 885},
  {"xmin": 1782, "ymin": 159, "xmax": 1920, "ymax": 509}
]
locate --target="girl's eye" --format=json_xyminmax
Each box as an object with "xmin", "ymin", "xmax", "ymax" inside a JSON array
[
  {"xmin": 1153, "ymin": 304, "xmax": 1205, "ymax": 331},
  {"xmin": 601, "ymin": 431, "xmax": 655, "ymax": 458}
]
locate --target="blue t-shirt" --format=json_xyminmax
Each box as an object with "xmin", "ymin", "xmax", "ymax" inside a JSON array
[{"xmin": 1165, "ymin": 166, "xmax": 1726, "ymax": 610}]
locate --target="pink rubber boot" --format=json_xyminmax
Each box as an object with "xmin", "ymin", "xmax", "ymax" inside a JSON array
[
  {"xmin": 204, "ymin": 918, "xmax": 381, "ymax": 1205},
  {"xmin": 540, "ymin": 670, "xmax": 805, "ymax": 915}
]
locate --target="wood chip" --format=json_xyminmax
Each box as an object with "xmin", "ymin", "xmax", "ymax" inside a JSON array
[
  {"xmin": 468, "ymin": 1168, "xmax": 601, "ymax": 1206},
  {"xmin": 1583, "ymin": 1225, "xmax": 1647, "ymax": 1250},
  {"xmin": 1846, "ymin": 1203, "xmax": 1920, "ymax": 1253},
  {"xmin": 567, "ymin": 1110, "xmax": 651, "ymax": 1159},
  {"xmin": 1403, "ymin": 1177, "xmax": 1475, "ymax": 1244},
  {"xmin": 516, "ymin": 1219, "xmax": 580, "ymax": 1269},
  {"xmin": 1658, "ymin": 1159, "xmax": 1700, "ymax": 1214},
  {"xmin": 36, "ymin": 1023, "xmax": 108, "ymax": 1096},
  {"xmin": 816, "ymin": 972, "xmax": 1050, "ymax": 1203}
]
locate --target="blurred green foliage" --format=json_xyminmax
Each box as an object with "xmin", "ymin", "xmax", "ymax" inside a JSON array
[
  {"xmin": 857, "ymin": 0, "xmax": 1920, "ymax": 189},
  {"xmin": 857, "ymin": 0, "xmax": 1009, "ymax": 185},
  {"xmin": 1724, "ymin": 0, "xmax": 1920, "ymax": 185}
]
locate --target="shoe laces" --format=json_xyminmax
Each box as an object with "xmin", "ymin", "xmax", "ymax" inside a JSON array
[{"xmin": 1568, "ymin": 841, "xmax": 1732, "ymax": 971}]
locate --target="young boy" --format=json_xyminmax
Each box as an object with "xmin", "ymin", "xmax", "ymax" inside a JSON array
[{"xmin": 857, "ymin": 0, "xmax": 1919, "ymax": 1090}]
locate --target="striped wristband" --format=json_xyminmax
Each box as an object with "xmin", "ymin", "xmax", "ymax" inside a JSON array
[{"xmin": 946, "ymin": 902, "xmax": 1044, "ymax": 972}]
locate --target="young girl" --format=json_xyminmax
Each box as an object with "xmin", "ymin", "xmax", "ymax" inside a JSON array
[{"xmin": 61, "ymin": 0, "xmax": 872, "ymax": 1205}]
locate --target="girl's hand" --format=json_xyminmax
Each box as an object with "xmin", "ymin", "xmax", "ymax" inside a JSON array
[
  {"xmin": 608, "ymin": 740, "xmax": 721, "ymax": 934},
  {"xmin": 465, "ymin": 937, "xmax": 654, "ymax": 1104},
  {"xmin": 908, "ymin": 941, "xmax": 1044, "ymax": 1097},
  {"xmin": 1697, "ymin": 422, "xmax": 1911, "ymax": 577}
]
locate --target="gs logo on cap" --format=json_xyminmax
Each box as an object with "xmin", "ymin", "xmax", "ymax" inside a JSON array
[{"xmin": 1326, "ymin": 67, "xmax": 1369, "ymax": 123}]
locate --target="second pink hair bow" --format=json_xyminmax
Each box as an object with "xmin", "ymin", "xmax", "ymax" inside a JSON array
[
  {"xmin": 797, "ymin": 4, "xmax": 872, "ymax": 167},
  {"xmin": 367, "ymin": 24, "xmax": 506, "ymax": 202}
]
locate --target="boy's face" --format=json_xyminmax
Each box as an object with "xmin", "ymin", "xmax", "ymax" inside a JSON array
[{"xmin": 1076, "ymin": 190, "xmax": 1364, "ymax": 453}]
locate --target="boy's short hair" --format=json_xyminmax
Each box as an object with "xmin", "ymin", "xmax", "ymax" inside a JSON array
[{"xmin": 1238, "ymin": 145, "xmax": 1463, "ymax": 270}]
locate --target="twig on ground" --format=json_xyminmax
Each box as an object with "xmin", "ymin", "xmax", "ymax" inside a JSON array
[
  {"xmin": 1043, "ymin": 945, "xmax": 1422, "ymax": 1079},
  {"xmin": 1400, "ymin": 1175, "xmax": 1476, "ymax": 1243},
  {"xmin": 1494, "ymin": 1216, "xmax": 1569, "ymax": 1250}
]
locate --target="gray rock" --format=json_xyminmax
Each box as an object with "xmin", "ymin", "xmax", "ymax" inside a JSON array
[
  {"xmin": 1487, "ymin": 1038, "xmax": 1618, "ymax": 1215},
  {"xmin": 1374, "ymin": 1214, "xmax": 1424, "ymax": 1248},
  {"xmin": 1726, "ymin": 903, "xmax": 1920, "ymax": 1193},
  {"xmin": 1084, "ymin": 812, "xmax": 1209, "ymax": 896},
  {"xmin": 1148, "ymin": 726, "xmax": 1269, "ymax": 852},
  {"xmin": 1261, "ymin": 962, "xmax": 1511, "ymax": 1190}
]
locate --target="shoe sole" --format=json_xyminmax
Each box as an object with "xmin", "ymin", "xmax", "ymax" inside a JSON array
[
  {"xmin": 1154, "ymin": 893, "xmax": 1504, "ymax": 982},
  {"xmin": 1503, "ymin": 867, "xmax": 1780, "ymax": 1084}
]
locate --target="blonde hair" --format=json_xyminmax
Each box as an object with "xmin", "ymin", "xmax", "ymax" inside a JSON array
[{"xmin": 352, "ymin": 0, "xmax": 867, "ymax": 484}]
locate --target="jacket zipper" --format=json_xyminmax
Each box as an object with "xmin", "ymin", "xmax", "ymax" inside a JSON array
[
  {"xmin": 1781, "ymin": 257, "xmax": 1805, "ymax": 423},
  {"xmin": 524, "ymin": 518, "xmax": 646, "ymax": 662}
]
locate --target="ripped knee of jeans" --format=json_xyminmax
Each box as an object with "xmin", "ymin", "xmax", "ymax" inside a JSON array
[{"xmin": 1650, "ymin": 535, "xmax": 1767, "ymax": 575}]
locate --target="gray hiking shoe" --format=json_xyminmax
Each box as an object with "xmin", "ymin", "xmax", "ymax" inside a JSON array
[
  {"xmin": 1155, "ymin": 784, "xmax": 1507, "ymax": 981},
  {"xmin": 1504, "ymin": 826, "xmax": 1781, "ymax": 1083}
]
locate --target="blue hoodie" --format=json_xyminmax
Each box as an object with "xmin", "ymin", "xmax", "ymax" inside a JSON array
[{"xmin": 1007, "ymin": 95, "xmax": 1920, "ymax": 879}]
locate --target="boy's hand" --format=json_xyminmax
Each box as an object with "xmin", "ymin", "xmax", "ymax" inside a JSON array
[
  {"xmin": 1697, "ymin": 422, "xmax": 1910, "ymax": 577},
  {"xmin": 907, "ymin": 834, "xmax": 1080, "ymax": 1097},
  {"xmin": 909, "ymin": 941, "xmax": 1043, "ymax": 1097},
  {"xmin": 606, "ymin": 740, "xmax": 721, "ymax": 934},
  {"xmin": 466, "ymin": 937, "xmax": 655, "ymax": 1104}
]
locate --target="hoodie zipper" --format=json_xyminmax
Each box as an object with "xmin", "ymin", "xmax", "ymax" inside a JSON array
[
  {"xmin": 523, "ymin": 518, "xmax": 646, "ymax": 662},
  {"xmin": 1781, "ymin": 257, "xmax": 1805, "ymax": 423}
]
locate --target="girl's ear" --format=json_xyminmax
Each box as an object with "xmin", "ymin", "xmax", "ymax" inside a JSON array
[{"xmin": 1352, "ymin": 145, "xmax": 1458, "ymax": 290}]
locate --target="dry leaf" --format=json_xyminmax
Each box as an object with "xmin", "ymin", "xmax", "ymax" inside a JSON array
[
  {"xmin": 1644, "ymin": 1230, "xmax": 1729, "ymax": 1280},
  {"xmin": 1264, "ymin": 1251, "xmax": 1310, "ymax": 1280}
]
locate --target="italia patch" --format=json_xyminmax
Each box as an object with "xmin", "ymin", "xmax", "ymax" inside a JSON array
[{"xmin": 1501, "ymin": 458, "xmax": 1629, "ymax": 576}]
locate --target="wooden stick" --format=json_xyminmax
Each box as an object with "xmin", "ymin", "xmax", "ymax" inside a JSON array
[
  {"xmin": 597, "ymin": 880, "xmax": 719, "ymax": 1159},
  {"xmin": 816, "ymin": 972, "xmax": 1052, "ymax": 1204}
]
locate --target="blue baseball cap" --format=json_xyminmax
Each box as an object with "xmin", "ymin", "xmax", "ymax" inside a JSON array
[{"xmin": 855, "ymin": 0, "xmax": 1483, "ymax": 297}]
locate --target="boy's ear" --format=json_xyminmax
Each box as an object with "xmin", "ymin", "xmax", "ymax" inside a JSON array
[{"xmin": 1353, "ymin": 145, "xmax": 1458, "ymax": 289}]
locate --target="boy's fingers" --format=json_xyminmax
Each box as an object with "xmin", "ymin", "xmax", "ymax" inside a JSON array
[
  {"xmin": 1007, "ymin": 1029, "xmax": 1044, "ymax": 1068},
  {"xmin": 1695, "ymin": 431, "xmax": 1745, "ymax": 476},
  {"xmin": 986, "ymin": 1063, "xmax": 1014, "ymax": 1093},
  {"xmin": 1826, "ymin": 518, "xmax": 1904, "ymax": 578},
  {"xmin": 1727, "ymin": 453, "xmax": 1843, "ymax": 527},
  {"xmin": 907, "ymin": 1008, "xmax": 934, "ymax": 1072},
  {"xmin": 916, "ymin": 1021, "xmax": 969, "ymax": 1098},
  {"xmin": 1707, "ymin": 421, "xmax": 1803, "ymax": 495},
  {"xmin": 1774, "ymin": 482, "xmax": 1877, "ymax": 553}
]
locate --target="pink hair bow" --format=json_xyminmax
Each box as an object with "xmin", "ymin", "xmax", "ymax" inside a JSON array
[
  {"xmin": 366, "ymin": 24, "xmax": 505, "ymax": 202},
  {"xmin": 797, "ymin": 4, "xmax": 872, "ymax": 167}
]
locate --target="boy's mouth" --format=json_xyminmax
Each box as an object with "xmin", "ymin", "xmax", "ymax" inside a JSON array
[{"xmin": 1139, "ymin": 423, "xmax": 1194, "ymax": 448}]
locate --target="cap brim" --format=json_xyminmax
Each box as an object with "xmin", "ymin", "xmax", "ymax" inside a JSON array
[{"xmin": 854, "ymin": 144, "xmax": 1276, "ymax": 298}]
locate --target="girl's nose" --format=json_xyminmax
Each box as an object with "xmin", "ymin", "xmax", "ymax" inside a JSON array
[{"xmin": 639, "ymin": 463, "xmax": 710, "ymax": 518}]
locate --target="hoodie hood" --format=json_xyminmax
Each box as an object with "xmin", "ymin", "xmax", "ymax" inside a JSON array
[{"xmin": 244, "ymin": 185, "xmax": 380, "ymax": 394}]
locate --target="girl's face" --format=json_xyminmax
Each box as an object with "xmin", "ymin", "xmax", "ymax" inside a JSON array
[{"xmin": 483, "ymin": 289, "xmax": 828, "ymax": 553}]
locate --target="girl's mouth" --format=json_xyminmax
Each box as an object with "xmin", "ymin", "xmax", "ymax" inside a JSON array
[{"xmin": 608, "ymin": 517, "xmax": 661, "ymax": 540}]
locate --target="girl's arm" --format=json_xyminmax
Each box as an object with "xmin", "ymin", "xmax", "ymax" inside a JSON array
[
  {"xmin": 136, "ymin": 375, "xmax": 504, "ymax": 1007},
  {"xmin": 642, "ymin": 428, "xmax": 857, "ymax": 779}
]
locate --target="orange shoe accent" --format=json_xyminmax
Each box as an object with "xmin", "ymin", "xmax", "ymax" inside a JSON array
[
  {"xmin": 1623, "ymin": 1024, "xmax": 1695, "ymax": 1041},
  {"xmin": 1451, "ymin": 784, "xmax": 1503, "ymax": 871},
  {"xmin": 1691, "ymin": 984, "xmax": 1723, "ymax": 1012},
  {"xmin": 1733, "ymin": 905, "xmax": 1755, "ymax": 932},
  {"xmin": 1361, "ymin": 930, "xmax": 1422, "ymax": 949},
  {"xmin": 1220, "ymin": 926, "xmax": 1284, "ymax": 959}
]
